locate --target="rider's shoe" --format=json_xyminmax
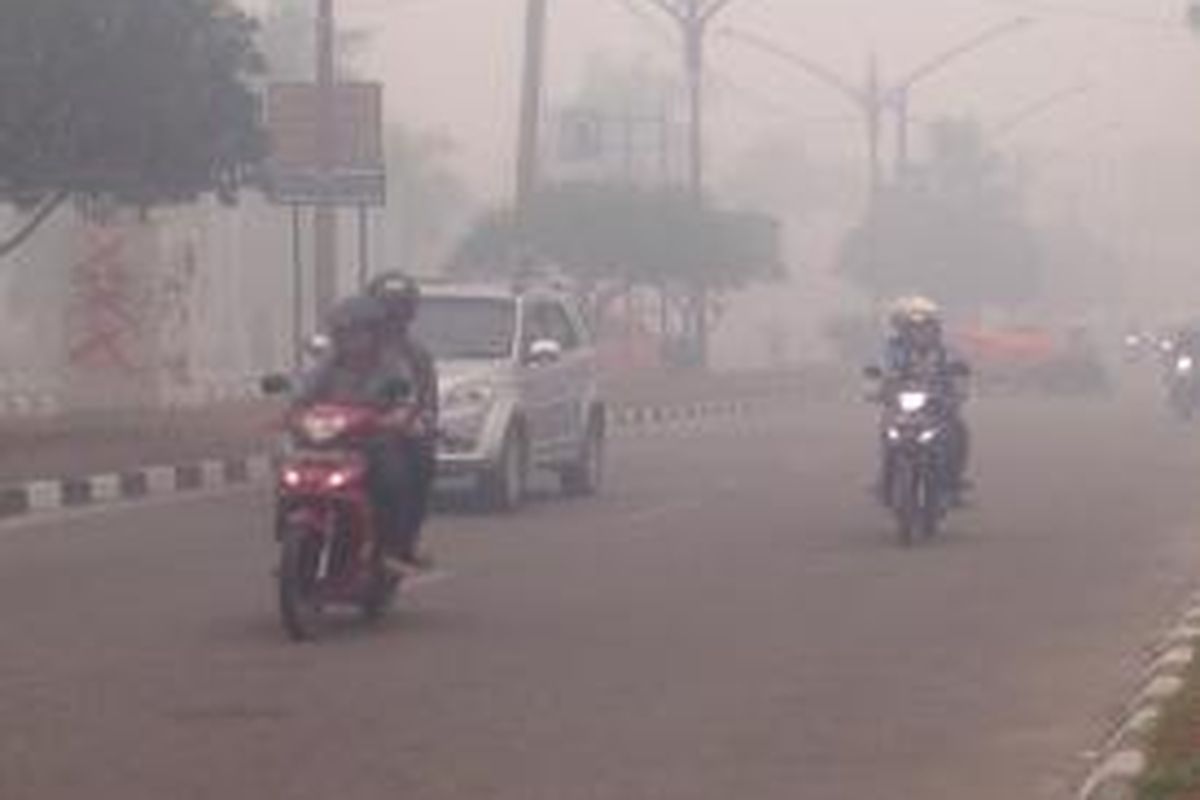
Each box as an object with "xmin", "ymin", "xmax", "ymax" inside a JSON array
[{"xmin": 383, "ymin": 550, "xmax": 434, "ymax": 577}]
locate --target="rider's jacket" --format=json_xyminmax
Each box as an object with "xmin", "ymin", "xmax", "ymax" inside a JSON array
[
  {"xmin": 381, "ymin": 336, "xmax": 438, "ymax": 429},
  {"xmin": 882, "ymin": 336, "xmax": 965, "ymax": 406},
  {"xmin": 294, "ymin": 352, "xmax": 408, "ymax": 411}
]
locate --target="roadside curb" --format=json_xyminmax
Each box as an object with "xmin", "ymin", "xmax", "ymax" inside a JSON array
[
  {"xmin": 0, "ymin": 455, "xmax": 275, "ymax": 521},
  {"xmin": 0, "ymin": 393, "xmax": 830, "ymax": 523},
  {"xmin": 1076, "ymin": 591, "xmax": 1200, "ymax": 799}
]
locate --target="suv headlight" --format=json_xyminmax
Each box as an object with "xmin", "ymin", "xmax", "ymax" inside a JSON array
[{"xmin": 443, "ymin": 381, "xmax": 497, "ymax": 414}]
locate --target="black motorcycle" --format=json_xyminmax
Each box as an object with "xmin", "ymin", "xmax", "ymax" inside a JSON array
[{"xmin": 866, "ymin": 365, "xmax": 968, "ymax": 546}]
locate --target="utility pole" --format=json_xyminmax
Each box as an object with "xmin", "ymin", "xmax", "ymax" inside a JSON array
[
  {"xmin": 515, "ymin": 0, "xmax": 549, "ymax": 259},
  {"xmin": 643, "ymin": 0, "xmax": 739, "ymax": 368},
  {"xmin": 865, "ymin": 53, "xmax": 883, "ymax": 203},
  {"xmin": 314, "ymin": 0, "xmax": 339, "ymax": 318}
]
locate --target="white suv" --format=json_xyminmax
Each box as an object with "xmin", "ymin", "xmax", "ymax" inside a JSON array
[{"xmin": 415, "ymin": 281, "xmax": 605, "ymax": 510}]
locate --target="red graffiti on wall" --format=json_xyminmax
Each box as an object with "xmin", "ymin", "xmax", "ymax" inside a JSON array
[{"xmin": 66, "ymin": 227, "xmax": 144, "ymax": 374}]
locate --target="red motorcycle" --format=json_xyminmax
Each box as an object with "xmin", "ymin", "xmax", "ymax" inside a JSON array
[{"xmin": 265, "ymin": 376, "xmax": 416, "ymax": 641}]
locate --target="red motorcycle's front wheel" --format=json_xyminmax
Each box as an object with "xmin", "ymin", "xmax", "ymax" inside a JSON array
[{"xmin": 279, "ymin": 527, "xmax": 323, "ymax": 642}]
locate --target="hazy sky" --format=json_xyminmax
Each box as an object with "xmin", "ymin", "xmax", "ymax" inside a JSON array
[{"xmin": 320, "ymin": 0, "xmax": 1200, "ymax": 198}]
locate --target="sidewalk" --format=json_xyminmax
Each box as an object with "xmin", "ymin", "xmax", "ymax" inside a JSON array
[{"xmin": 0, "ymin": 400, "xmax": 283, "ymax": 483}]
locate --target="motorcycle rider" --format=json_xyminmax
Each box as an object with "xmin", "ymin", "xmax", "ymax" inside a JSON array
[
  {"xmin": 365, "ymin": 272, "xmax": 439, "ymax": 571},
  {"xmin": 293, "ymin": 294, "xmax": 427, "ymax": 574},
  {"xmin": 875, "ymin": 296, "xmax": 971, "ymax": 504}
]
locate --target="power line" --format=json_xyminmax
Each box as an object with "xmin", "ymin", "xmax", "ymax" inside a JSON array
[{"xmin": 984, "ymin": 0, "xmax": 1182, "ymax": 31}]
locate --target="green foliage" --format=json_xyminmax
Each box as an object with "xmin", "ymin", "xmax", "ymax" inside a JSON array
[
  {"xmin": 838, "ymin": 118, "xmax": 1042, "ymax": 311},
  {"xmin": 450, "ymin": 181, "xmax": 782, "ymax": 291},
  {"xmin": 0, "ymin": 0, "xmax": 267, "ymax": 250}
]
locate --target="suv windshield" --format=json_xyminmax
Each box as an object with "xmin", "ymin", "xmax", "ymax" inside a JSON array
[{"xmin": 414, "ymin": 296, "xmax": 516, "ymax": 360}]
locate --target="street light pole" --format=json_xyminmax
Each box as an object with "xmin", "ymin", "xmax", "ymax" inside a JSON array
[
  {"xmin": 866, "ymin": 52, "xmax": 882, "ymax": 201},
  {"xmin": 989, "ymin": 82, "xmax": 1091, "ymax": 139},
  {"xmin": 889, "ymin": 16, "xmax": 1033, "ymax": 174},
  {"xmin": 684, "ymin": 14, "xmax": 705, "ymax": 201},
  {"xmin": 718, "ymin": 27, "xmax": 884, "ymax": 205},
  {"xmin": 515, "ymin": 0, "xmax": 549, "ymax": 237},
  {"xmin": 314, "ymin": 0, "xmax": 339, "ymax": 319},
  {"xmin": 642, "ymin": 0, "xmax": 740, "ymax": 368}
]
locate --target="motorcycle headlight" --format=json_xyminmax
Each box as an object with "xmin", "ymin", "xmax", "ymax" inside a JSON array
[
  {"xmin": 300, "ymin": 412, "xmax": 349, "ymax": 444},
  {"xmin": 1178, "ymin": 356, "xmax": 1194, "ymax": 374},
  {"xmin": 918, "ymin": 427, "xmax": 940, "ymax": 444},
  {"xmin": 886, "ymin": 427, "xmax": 902, "ymax": 442},
  {"xmin": 443, "ymin": 381, "xmax": 496, "ymax": 414},
  {"xmin": 898, "ymin": 391, "xmax": 929, "ymax": 414}
]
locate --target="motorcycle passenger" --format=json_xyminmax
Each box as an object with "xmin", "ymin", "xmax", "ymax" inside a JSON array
[
  {"xmin": 293, "ymin": 294, "xmax": 425, "ymax": 575},
  {"xmin": 366, "ymin": 272, "xmax": 439, "ymax": 571},
  {"xmin": 1170, "ymin": 325, "xmax": 1200, "ymax": 363},
  {"xmin": 877, "ymin": 296, "xmax": 971, "ymax": 503}
]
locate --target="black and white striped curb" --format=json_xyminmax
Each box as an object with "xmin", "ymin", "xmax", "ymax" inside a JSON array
[
  {"xmin": 1076, "ymin": 589, "xmax": 1200, "ymax": 800},
  {"xmin": 0, "ymin": 456, "xmax": 274, "ymax": 521},
  {"xmin": 0, "ymin": 392, "xmax": 60, "ymax": 417},
  {"xmin": 610, "ymin": 397, "xmax": 783, "ymax": 428},
  {"xmin": 0, "ymin": 393, "xmax": 830, "ymax": 522}
]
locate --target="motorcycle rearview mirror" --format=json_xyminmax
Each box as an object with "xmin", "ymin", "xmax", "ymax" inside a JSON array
[
  {"xmin": 863, "ymin": 365, "xmax": 884, "ymax": 381},
  {"xmin": 305, "ymin": 333, "xmax": 332, "ymax": 358},
  {"xmin": 261, "ymin": 374, "xmax": 292, "ymax": 396}
]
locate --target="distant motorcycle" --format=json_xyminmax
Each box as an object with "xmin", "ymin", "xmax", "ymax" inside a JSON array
[
  {"xmin": 866, "ymin": 365, "xmax": 968, "ymax": 546},
  {"xmin": 262, "ymin": 375, "xmax": 416, "ymax": 641},
  {"xmin": 1165, "ymin": 352, "xmax": 1200, "ymax": 421}
]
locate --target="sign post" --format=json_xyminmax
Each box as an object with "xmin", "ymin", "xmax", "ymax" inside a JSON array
[{"xmin": 264, "ymin": 81, "xmax": 386, "ymax": 347}]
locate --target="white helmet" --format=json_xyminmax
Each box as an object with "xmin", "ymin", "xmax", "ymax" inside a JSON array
[{"xmin": 889, "ymin": 295, "xmax": 940, "ymax": 330}]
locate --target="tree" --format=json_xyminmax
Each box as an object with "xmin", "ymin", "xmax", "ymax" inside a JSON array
[
  {"xmin": 838, "ymin": 118, "xmax": 1042, "ymax": 312},
  {"xmin": 450, "ymin": 181, "xmax": 781, "ymax": 359},
  {"xmin": 0, "ymin": 0, "xmax": 267, "ymax": 260},
  {"xmin": 453, "ymin": 181, "xmax": 779, "ymax": 287}
]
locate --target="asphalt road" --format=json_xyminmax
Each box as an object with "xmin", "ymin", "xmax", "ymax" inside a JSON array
[{"xmin": 1, "ymin": 394, "xmax": 1198, "ymax": 800}]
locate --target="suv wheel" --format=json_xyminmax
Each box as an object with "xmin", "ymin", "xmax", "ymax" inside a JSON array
[
  {"xmin": 561, "ymin": 413, "xmax": 604, "ymax": 497},
  {"xmin": 481, "ymin": 426, "xmax": 527, "ymax": 512}
]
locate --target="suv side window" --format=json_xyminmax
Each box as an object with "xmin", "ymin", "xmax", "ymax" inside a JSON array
[
  {"xmin": 544, "ymin": 302, "xmax": 580, "ymax": 351},
  {"xmin": 523, "ymin": 300, "xmax": 578, "ymax": 351},
  {"xmin": 521, "ymin": 301, "xmax": 554, "ymax": 354}
]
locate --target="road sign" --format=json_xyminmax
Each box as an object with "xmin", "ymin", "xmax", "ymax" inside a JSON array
[
  {"xmin": 267, "ymin": 171, "xmax": 386, "ymax": 207},
  {"xmin": 264, "ymin": 82, "xmax": 386, "ymax": 206}
]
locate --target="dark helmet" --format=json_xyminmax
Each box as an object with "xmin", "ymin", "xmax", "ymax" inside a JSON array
[
  {"xmin": 327, "ymin": 294, "xmax": 387, "ymax": 338},
  {"xmin": 367, "ymin": 271, "xmax": 421, "ymax": 326}
]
